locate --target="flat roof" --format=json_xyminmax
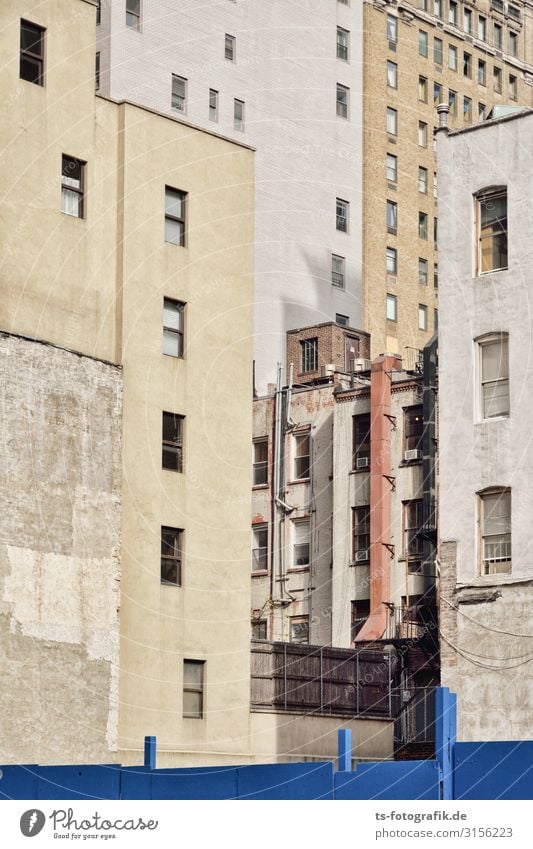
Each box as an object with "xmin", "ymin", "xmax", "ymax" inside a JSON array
[{"xmin": 445, "ymin": 106, "xmax": 533, "ymax": 139}]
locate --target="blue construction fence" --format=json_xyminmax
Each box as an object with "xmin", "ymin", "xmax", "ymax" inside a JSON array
[{"xmin": 0, "ymin": 689, "xmax": 532, "ymax": 800}]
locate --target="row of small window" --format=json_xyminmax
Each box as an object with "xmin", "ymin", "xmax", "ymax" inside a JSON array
[
  {"xmin": 416, "ymin": 70, "xmax": 517, "ymax": 106},
  {"xmin": 387, "ymin": 156, "xmax": 437, "ymax": 195},
  {"xmin": 352, "ymin": 407, "xmax": 424, "ymax": 470},
  {"xmin": 386, "ymin": 295, "xmax": 436, "ymax": 331},
  {"xmin": 251, "ymin": 617, "xmax": 310, "ymax": 645},
  {"xmin": 252, "ymin": 519, "xmax": 311, "ymax": 573},
  {"xmin": 418, "ymin": 27, "xmax": 519, "ymax": 67},
  {"xmin": 414, "ymin": 1, "xmax": 521, "ymax": 44},
  {"xmin": 387, "ymin": 247, "xmax": 439, "ymax": 289},
  {"xmin": 171, "ymin": 76, "xmax": 245, "ymax": 130},
  {"xmin": 386, "ymin": 201, "xmax": 437, "ymax": 241},
  {"xmin": 253, "ymin": 432, "xmax": 310, "ymax": 488},
  {"xmin": 387, "ymin": 110, "xmax": 433, "ymax": 148}
]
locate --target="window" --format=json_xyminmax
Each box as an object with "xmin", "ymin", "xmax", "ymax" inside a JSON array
[
  {"xmin": 433, "ymin": 82, "xmax": 442, "ymax": 105},
  {"xmin": 234, "ymin": 98, "xmax": 245, "ymax": 130},
  {"xmin": 478, "ymin": 333, "xmax": 509, "ymax": 418},
  {"xmin": 96, "ymin": 0, "xmax": 101, "ymax": 25},
  {"xmin": 434, "ymin": 216, "xmax": 438, "ymax": 246},
  {"xmin": 464, "ymin": 8, "xmax": 472, "ymax": 34},
  {"xmin": 387, "ymin": 247, "xmax": 397, "ymax": 275},
  {"xmin": 509, "ymin": 75, "xmax": 517, "ymax": 101},
  {"xmin": 403, "ymin": 500, "xmax": 424, "ymax": 573},
  {"xmin": 387, "ymin": 61, "xmax": 398, "ymax": 89},
  {"xmin": 95, "ymin": 52, "xmax": 100, "ymax": 91},
  {"xmin": 404, "ymin": 405, "xmax": 423, "ymax": 453},
  {"xmin": 463, "ymin": 52, "xmax": 471, "ymax": 78},
  {"xmin": 509, "ymin": 32, "xmax": 518, "ymax": 57},
  {"xmin": 387, "ymin": 153, "xmax": 397, "ymax": 183},
  {"xmin": 183, "ymin": 660, "xmax": 205, "ymax": 718},
  {"xmin": 493, "ymin": 67, "xmax": 502, "ymax": 94},
  {"xmin": 336, "ymin": 198, "xmax": 349, "ymax": 232},
  {"xmin": 336, "ymin": 84, "xmax": 349, "ymax": 118},
  {"xmin": 478, "ymin": 102, "xmax": 486, "ymax": 121},
  {"xmin": 126, "ymin": 0, "xmax": 141, "ymax": 30},
  {"xmin": 419, "ymin": 30, "xmax": 428, "ymax": 58},
  {"xmin": 386, "ymin": 293, "xmax": 397, "ymax": 322},
  {"xmin": 448, "ymin": 89, "xmax": 457, "ymax": 115},
  {"xmin": 294, "ymin": 433, "xmax": 310, "ymax": 480},
  {"xmin": 337, "ymin": 27, "xmax": 349, "ymax": 60},
  {"xmin": 433, "ymin": 171, "xmax": 437, "ymax": 198},
  {"xmin": 434, "ymin": 37, "xmax": 443, "ymax": 65},
  {"xmin": 478, "ymin": 16, "xmax": 487, "ymax": 42},
  {"xmin": 351, "ymin": 600, "xmax": 370, "ymax": 641},
  {"xmin": 387, "ymin": 15, "xmax": 398, "ymax": 43},
  {"xmin": 253, "ymin": 439, "xmax": 268, "ymax": 485},
  {"xmin": 508, "ymin": 3, "xmax": 521, "ymax": 20},
  {"xmin": 419, "ymin": 258, "xmax": 428, "ymax": 285},
  {"xmin": 418, "ymin": 0, "xmax": 428, "ymax": 10},
  {"xmin": 479, "ymin": 490, "xmax": 511, "ymax": 575},
  {"xmin": 252, "ymin": 524, "xmax": 268, "ymax": 571},
  {"xmin": 293, "ymin": 520, "xmax": 310, "ymax": 567},
  {"xmin": 418, "ymin": 304, "xmax": 428, "ymax": 331},
  {"xmin": 353, "ymin": 413, "xmax": 370, "ymax": 468},
  {"xmin": 352, "ymin": 507, "xmax": 370, "ymax": 561},
  {"xmin": 448, "ymin": 45, "xmax": 457, "ymax": 71},
  {"xmin": 463, "ymin": 96, "xmax": 472, "ymax": 123},
  {"xmin": 163, "ymin": 297, "xmax": 185, "ymax": 357},
  {"xmin": 448, "ymin": 1, "xmax": 457, "ymax": 25},
  {"xmin": 332, "ymin": 254, "xmax": 345, "ymax": 288},
  {"xmin": 418, "ymin": 167, "xmax": 428, "ymax": 194},
  {"xmin": 209, "ymin": 88, "xmax": 218, "ymax": 121},
  {"xmin": 387, "ymin": 200, "xmax": 397, "ymax": 234},
  {"xmin": 418, "ymin": 76, "xmax": 428, "ymax": 103},
  {"xmin": 419, "ymin": 211, "xmax": 428, "ymax": 240},
  {"xmin": 386, "ymin": 107, "xmax": 397, "ymax": 136},
  {"xmin": 20, "ymin": 20, "xmax": 45, "ymax": 85},
  {"xmin": 290, "ymin": 616, "xmax": 309, "ymax": 644},
  {"xmin": 61, "ymin": 155, "xmax": 85, "ymax": 218},
  {"xmin": 171, "ymin": 74, "xmax": 187, "ymax": 113},
  {"xmin": 162, "ymin": 412, "xmax": 184, "ymax": 471},
  {"xmin": 300, "ymin": 338, "xmax": 318, "ymax": 373},
  {"xmin": 336, "ymin": 313, "xmax": 349, "ymax": 327},
  {"xmin": 225, "ymin": 33, "xmax": 236, "ymax": 61},
  {"xmin": 478, "ymin": 60, "xmax": 486, "ymax": 86},
  {"xmin": 477, "ymin": 189, "xmax": 507, "ymax": 273},
  {"xmin": 434, "ymin": 0, "xmax": 442, "ymax": 19},
  {"xmin": 161, "ymin": 526, "xmax": 182, "ymax": 585},
  {"xmin": 493, "ymin": 23, "xmax": 502, "ymax": 49},
  {"xmin": 434, "ymin": 262, "xmax": 438, "ymax": 288},
  {"xmin": 164, "ymin": 187, "xmax": 186, "ymax": 246},
  {"xmin": 251, "ymin": 620, "xmax": 267, "ymax": 639},
  {"xmin": 418, "ymin": 121, "xmax": 428, "ymax": 148},
  {"xmin": 434, "ymin": 308, "xmax": 438, "ymax": 330}
]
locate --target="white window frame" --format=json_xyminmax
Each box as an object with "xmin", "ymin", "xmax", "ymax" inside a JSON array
[
  {"xmin": 418, "ymin": 303, "xmax": 427, "ymax": 330},
  {"xmin": 171, "ymin": 74, "xmax": 187, "ymax": 113},
  {"xmin": 209, "ymin": 88, "xmax": 218, "ymax": 122},
  {"xmin": 234, "ymin": 98, "xmax": 245, "ymax": 131},
  {"xmin": 292, "ymin": 519, "xmax": 310, "ymax": 568},
  {"xmin": 476, "ymin": 333, "xmax": 509, "ymax": 421},
  {"xmin": 386, "ymin": 293, "xmax": 397, "ymax": 322},
  {"xmin": 225, "ymin": 33, "xmax": 236, "ymax": 61},
  {"xmin": 336, "ymin": 83, "xmax": 349, "ymax": 118},
  {"xmin": 478, "ymin": 489, "xmax": 511, "ymax": 575},
  {"xmin": 252, "ymin": 524, "xmax": 268, "ymax": 572},
  {"xmin": 387, "ymin": 107, "xmax": 397, "ymax": 136},
  {"xmin": 332, "ymin": 254, "xmax": 345, "ymax": 288}
]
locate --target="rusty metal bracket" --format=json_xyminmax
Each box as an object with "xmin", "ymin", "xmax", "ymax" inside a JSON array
[{"xmin": 383, "ymin": 474, "xmax": 396, "ymax": 491}]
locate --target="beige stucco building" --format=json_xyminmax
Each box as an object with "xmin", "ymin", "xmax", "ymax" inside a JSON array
[
  {"xmin": 0, "ymin": 0, "xmax": 255, "ymax": 767},
  {"xmin": 363, "ymin": 0, "xmax": 533, "ymax": 358}
]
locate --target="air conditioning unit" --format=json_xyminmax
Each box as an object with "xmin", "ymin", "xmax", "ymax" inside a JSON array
[
  {"xmin": 350, "ymin": 358, "xmax": 371, "ymax": 372},
  {"xmin": 355, "ymin": 549, "xmax": 369, "ymax": 563},
  {"xmin": 404, "ymin": 449, "xmax": 422, "ymax": 462},
  {"xmin": 321, "ymin": 364, "xmax": 336, "ymax": 377},
  {"xmin": 356, "ymin": 457, "xmax": 370, "ymax": 470}
]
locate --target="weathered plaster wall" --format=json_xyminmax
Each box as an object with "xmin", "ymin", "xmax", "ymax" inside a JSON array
[
  {"xmin": 0, "ymin": 333, "xmax": 122, "ymax": 763},
  {"xmin": 438, "ymin": 112, "xmax": 533, "ymax": 739}
]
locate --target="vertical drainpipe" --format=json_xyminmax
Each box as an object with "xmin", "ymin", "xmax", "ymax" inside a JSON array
[{"xmin": 356, "ymin": 353, "xmax": 402, "ymax": 641}]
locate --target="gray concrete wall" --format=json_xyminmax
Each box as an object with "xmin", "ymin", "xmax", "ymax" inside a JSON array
[{"xmin": 0, "ymin": 333, "xmax": 122, "ymax": 764}]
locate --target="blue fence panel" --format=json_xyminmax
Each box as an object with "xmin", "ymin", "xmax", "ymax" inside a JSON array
[
  {"xmin": 35, "ymin": 765, "xmax": 121, "ymax": 800},
  {"xmin": 237, "ymin": 762, "xmax": 334, "ymax": 800},
  {"xmin": 0, "ymin": 765, "xmax": 39, "ymax": 799},
  {"xmin": 335, "ymin": 760, "xmax": 441, "ymax": 800},
  {"xmin": 454, "ymin": 742, "xmax": 533, "ymax": 800},
  {"xmin": 147, "ymin": 766, "xmax": 239, "ymax": 800}
]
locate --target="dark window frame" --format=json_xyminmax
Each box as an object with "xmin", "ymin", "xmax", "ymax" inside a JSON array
[
  {"xmin": 161, "ymin": 526, "xmax": 183, "ymax": 585},
  {"xmin": 162, "ymin": 411, "xmax": 184, "ymax": 472},
  {"xmin": 20, "ymin": 19, "xmax": 45, "ymax": 86},
  {"xmin": 183, "ymin": 659, "xmax": 205, "ymax": 719}
]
